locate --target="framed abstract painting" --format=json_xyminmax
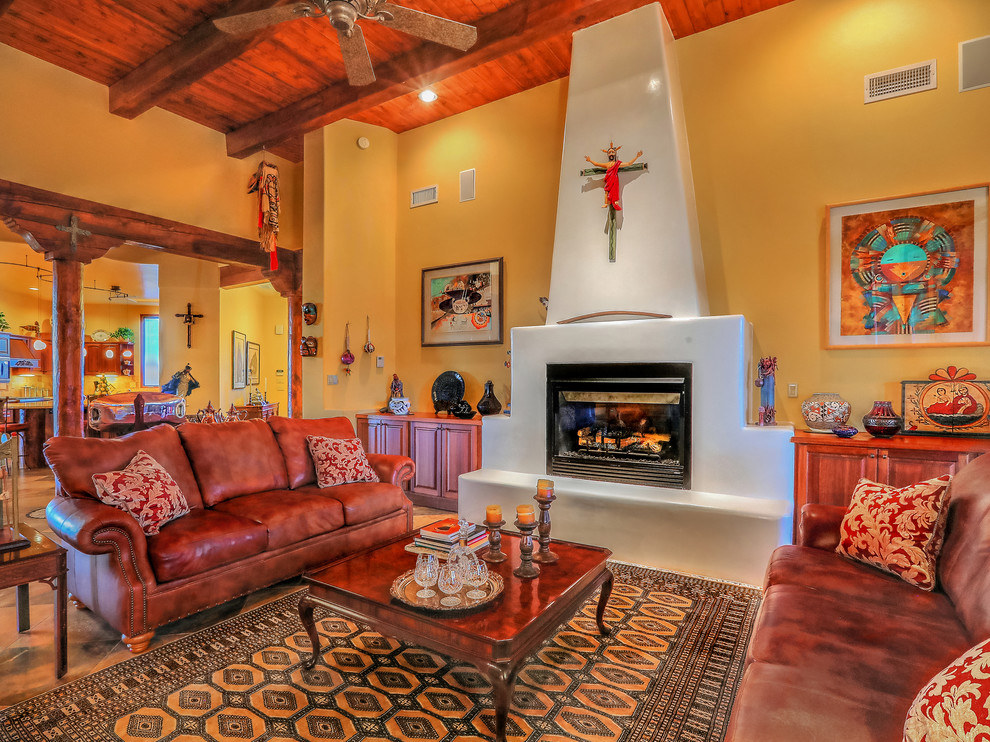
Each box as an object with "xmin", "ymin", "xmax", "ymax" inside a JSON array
[
  {"xmin": 422, "ymin": 258, "xmax": 503, "ymax": 347},
  {"xmin": 825, "ymin": 185, "xmax": 988, "ymax": 349}
]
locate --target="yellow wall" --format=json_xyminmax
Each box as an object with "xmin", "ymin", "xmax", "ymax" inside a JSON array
[
  {"xmin": 393, "ymin": 81, "xmax": 568, "ymax": 411},
  {"xmin": 219, "ymin": 284, "xmax": 289, "ymax": 414},
  {"xmin": 677, "ymin": 0, "xmax": 990, "ymax": 423}
]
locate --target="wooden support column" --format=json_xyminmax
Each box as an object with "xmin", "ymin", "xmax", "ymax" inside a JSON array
[
  {"xmin": 286, "ymin": 289, "xmax": 303, "ymax": 418},
  {"xmin": 51, "ymin": 259, "xmax": 85, "ymax": 437}
]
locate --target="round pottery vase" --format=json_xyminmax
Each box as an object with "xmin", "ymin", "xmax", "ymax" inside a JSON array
[
  {"xmin": 862, "ymin": 400, "xmax": 902, "ymax": 438},
  {"xmin": 476, "ymin": 380, "xmax": 502, "ymax": 416},
  {"xmin": 800, "ymin": 392, "xmax": 851, "ymax": 433}
]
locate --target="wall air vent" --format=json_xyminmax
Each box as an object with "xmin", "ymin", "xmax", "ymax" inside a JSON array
[
  {"xmin": 960, "ymin": 35, "xmax": 990, "ymax": 92},
  {"xmin": 865, "ymin": 60, "xmax": 936, "ymax": 103},
  {"xmin": 410, "ymin": 185, "xmax": 438, "ymax": 208}
]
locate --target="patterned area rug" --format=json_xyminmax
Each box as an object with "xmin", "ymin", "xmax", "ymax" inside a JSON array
[{"xmin": 0, "ymin": 564, "xmax": 761, "ymax": 742}]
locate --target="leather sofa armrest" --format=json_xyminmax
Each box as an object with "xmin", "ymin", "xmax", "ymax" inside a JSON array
[
  {"xmin": 366, "ymin": 453, "xmax": 415, "ymax": 488},
  {"xmin": 46, "ymin": 496, "xmax": 151, "ymax": 565},
  {"xmin": 797, "ymin": 503, "xmax": 847, "ymax": 551}
]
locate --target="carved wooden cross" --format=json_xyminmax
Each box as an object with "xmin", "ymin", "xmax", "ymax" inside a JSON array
[
  {"xmin": 175, "ymin": 303, "xmax": 204, "ymax": 349},
  {"xmin": 55, "ymin": 214, "xmax": 92, "ymax": 252},
  {"xmin": 581, "ymin": 143, "xmax": 647, "ymax": 262}
]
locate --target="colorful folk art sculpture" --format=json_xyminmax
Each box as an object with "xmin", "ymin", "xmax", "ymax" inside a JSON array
[
  {"xmin": 581, "ymin": 142, "xmax": 646, "ymax": 262},
  {"xmin": 755, "ymin": 356, "xmax": 778, "ymax": 426},
  {"xmin": 248, "ymin": 160, "xmax": 280, "ymax": 270}
]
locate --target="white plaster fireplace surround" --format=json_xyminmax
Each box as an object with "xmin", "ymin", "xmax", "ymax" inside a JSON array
[{"xmin": 457, "ymin": 4, "xmax": 794, "ymax": 585}]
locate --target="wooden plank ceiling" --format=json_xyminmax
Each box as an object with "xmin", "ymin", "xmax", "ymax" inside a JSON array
[{"xmin": 0, "ymin": 0, "xmax": 793, "ymax": 163}]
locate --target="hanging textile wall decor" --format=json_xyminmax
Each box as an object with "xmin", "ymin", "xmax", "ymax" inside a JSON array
[{"xmin": 248, "ymin": 160, "xmax": 280, "ymax": 270}]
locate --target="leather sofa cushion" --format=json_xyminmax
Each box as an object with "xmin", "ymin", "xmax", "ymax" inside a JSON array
[
  {"xmin": 44, "ymin": 424, "xmax": 206, "ymax": 510},
  {"xmin": 295, "ymin": 482, "xmax": 407, "ymax": 526},
  {"xmin": 148, "ymin": 509, "xmax": 268, "ymax": 582},
  {"xmin": 268, "ymin": 416, "xmax": 357, "ymax": 489},
  {"xmin": 212, "ymin": 489, "xmax": 346, "ymax": 550},
  {"xmin": 178, "ymin": 419, "xmax": 289, "ymax": 506}
]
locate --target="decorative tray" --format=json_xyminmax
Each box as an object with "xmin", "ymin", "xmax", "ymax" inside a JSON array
[
  {"xmin": 390, "ymin": 569, "xmax": 503, "ymax": 613},
  {"xmin": 431, "ymin": 370, "xmax": 465, "ymax": 412}
]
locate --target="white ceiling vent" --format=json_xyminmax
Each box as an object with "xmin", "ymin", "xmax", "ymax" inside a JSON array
[
  {"xmin": 864, "ymin": 60, "xmax": 936, "ymax": 103},
  {"xmin": 410, "ymin": 185, "xmax": 438, "ymax": 208}
]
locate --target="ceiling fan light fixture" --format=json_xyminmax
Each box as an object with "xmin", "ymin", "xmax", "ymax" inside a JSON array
[{"xmin": 419, "ymin": 89, "xmax": 438, "ymax": 103}]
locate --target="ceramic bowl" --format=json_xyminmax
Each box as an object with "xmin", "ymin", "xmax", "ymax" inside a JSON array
[{"xmin": 832, "ymin": 425, "xmax": 858, "ymax": 438}]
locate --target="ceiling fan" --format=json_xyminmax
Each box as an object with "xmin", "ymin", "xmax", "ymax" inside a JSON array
[{"xmin": 214, "ymin": 0, "xmax": 478, "ymax": 86}]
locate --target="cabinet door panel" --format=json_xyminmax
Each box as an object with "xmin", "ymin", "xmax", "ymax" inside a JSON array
[
  {"xmin": 441, "ymin": 425, "xmax": 479, "ymax": 500},
  {"xmin": 410, "ymin": 422, "xmax": 442, "ymax": 497},
  {"xmin": 356, "ymin": 417, "xmax": 372, "ymax": 452},
  {"xmin": 798, "ymin": 445, "xmax": 878, "ymax": 509},
  {"xmin": 881, "ymin": 448, "xmax": 967, "ymax": 487},
  {"xmin": 381, "ymin": 421, "xmax": 409, "ymax": 457}
]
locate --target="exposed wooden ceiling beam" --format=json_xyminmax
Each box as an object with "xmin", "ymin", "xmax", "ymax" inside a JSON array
[
  {"xmin": 0, "ymin": 179, "xmax": 299, "ymax": 290},
  {"xmin": 226, "ymin": 0, "xmax": 655, "ymax": 158},
  {"xmin": 0, "ymin": 1, "xmax": 16, "ymax": 18},
  {"xmin": 220, "ymin": 264, "xmax": 267, "ymax": 287},
  {"xmin": 109, "ymin": 0, "xmax": 294, "ymax": 119}
]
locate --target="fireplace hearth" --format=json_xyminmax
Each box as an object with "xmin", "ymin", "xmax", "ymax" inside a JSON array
[{"xmin": 547, "ymin": 363, "xmax": 691, "ymax": 488}]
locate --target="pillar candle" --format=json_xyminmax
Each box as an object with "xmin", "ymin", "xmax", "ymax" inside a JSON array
[
  {"xmin": 486, "ymin": 504, "xmax": 502, "ymax": 523},
  {"xmin": 517, "ymin": 504, "xmax": 535, "ymax": 524},
  {"xmin": 536, "ymin": 478, "xmax": 554, "ymax": 496}
]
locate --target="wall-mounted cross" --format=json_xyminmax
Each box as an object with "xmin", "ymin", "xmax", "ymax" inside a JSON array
[
  {"xmin": 175, "ymin": 303, "xmax": 204, "ymax": 349},
  {"xmin": 55, "ymin": 214, "xmax": 92, "ymax": 252},
  {"xmin": 581, "ymin": 142, "xmax": 647, "ymax": 262}
]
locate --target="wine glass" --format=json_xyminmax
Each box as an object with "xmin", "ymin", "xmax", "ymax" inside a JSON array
[
  {"xmin": 414, "ymin": 553, "xmax": 439, "ymax": 600},
  {"xmin": 437, "ymin": 562, "xmax": 463, "ymax": 607},
  {"xmin": 464, "ymin": 558, "xmax": 489, "ymax": 601}
]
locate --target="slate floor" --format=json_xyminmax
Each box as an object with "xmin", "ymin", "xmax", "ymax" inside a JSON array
[{"xmin": 1, "ymin": 466, "xmax": 445, "ymax": 709}]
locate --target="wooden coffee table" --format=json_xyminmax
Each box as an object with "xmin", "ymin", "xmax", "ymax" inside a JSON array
[{"xmin": 299, "ymin": 530, "xmax": 613, "ymax": 742}]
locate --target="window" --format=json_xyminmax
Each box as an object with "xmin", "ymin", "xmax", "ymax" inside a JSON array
[{"xmin": 141, "ymin": 315, "xmax": 160, "ymax": 388}]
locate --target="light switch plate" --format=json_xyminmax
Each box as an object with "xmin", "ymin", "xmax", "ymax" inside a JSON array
[
  {"xmin": 787, "ymin": 383, "xmax": 799, "ymax": 398},
  {"xmin": 327, "ymin": 375, "xmax": 338, "ymax": 385},
  {"xmin": 275, "ymin": 325, "xmax": 284, "ymax": 335}
]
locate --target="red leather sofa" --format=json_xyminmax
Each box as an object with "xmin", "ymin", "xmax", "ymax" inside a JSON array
[
  {"xmin": 45, "ymin": 416, "xmax": 414, "ymax": 653},
  {"xmin": 726, "ymin": 452, "xmax": 990, "ymax": 741}
]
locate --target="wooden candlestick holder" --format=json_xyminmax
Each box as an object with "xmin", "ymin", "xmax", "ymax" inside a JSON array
[
  {"xmin": 533, "ymin": 490, "xmax": 558, "ymax": 564},
  {"xmin": 513, "ymin": 519, "xmax": 541, "ymax": 579},
  {"xmin": 482, "ymin": 519, "xmax": 507, "ymax": 563}
]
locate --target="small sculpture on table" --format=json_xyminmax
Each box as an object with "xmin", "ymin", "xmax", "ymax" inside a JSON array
[
  {"xmin": 387, "ymin": 374, "xmax": 411, "ymax": 415},
  {"xmin": 755, "ymin": 356, "xmax": 778, "ymax": 426},
  {"xmin": 482, "ymin": 504, "xmax": 507, "ymax": 564},
  {"xmin": 513, "ymin": 505, "xmax": 540, "ymax": 579}
]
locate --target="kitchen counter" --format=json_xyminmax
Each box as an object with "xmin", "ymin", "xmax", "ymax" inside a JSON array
[
  {"xmin": 3, "ymin": 402, "xmax": 52, "ymax": 469},
  {"xmin": 7, "ymin": 398, "xmax": 53, "ymax": 409}
]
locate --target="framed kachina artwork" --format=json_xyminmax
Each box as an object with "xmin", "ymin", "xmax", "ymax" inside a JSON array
[
  {"xmin": 421, "ymin": 257, "xmax": 503, "ymax": 347},
  {"xmin": 902, "ymin": 366, "xmax": 990, "ymax": 436},
  {"xmin": 825, "ymin": 185, "xmax": 988, "ymax": 349}
]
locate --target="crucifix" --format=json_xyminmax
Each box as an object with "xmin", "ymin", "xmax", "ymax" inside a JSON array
[
  {"xmin": 55, "ymin": 214, "xmax": 92, "ymax": 252},
  {"xmin": 581, "ymin": 142, "xmax": 647, "ymax": 262},
  {"xmin": 175, "ymin": 303, "xmax": 204, "ymax": 349}
]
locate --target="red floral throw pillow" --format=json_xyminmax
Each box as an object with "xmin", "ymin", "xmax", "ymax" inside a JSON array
[
  {"xmin": 836, "ymin": 475, "xmax": 951, "ymax": 591},
  {"xmin": 904, "ymin": 638, "xmax": 990, "ymax": 741},
  {"xmin": 307, "ymin": 436, "xmax": 380, "ymax": 488},
  {"xmin": 92, "ymin": 450, "xmax": 190, "ymax": 536}
]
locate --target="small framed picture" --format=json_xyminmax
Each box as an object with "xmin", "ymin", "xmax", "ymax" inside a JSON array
[
  {"xmin": 246, "ymin": 341, "xmax": 261, "ymax": 386},
  {"xmin": 902, "ymin": 368, "xmax": 990, "ymax": 436},
  {"xmin": 422, "ymin": 257, "xmax": 503, "ymax": 347},
  {"xmin": 825, "ymin": 185, "xmax": 988, "ymax": 349},
  {"xmin": 232, "ymin": 331, "xmax": 246, "ymax": 389}
]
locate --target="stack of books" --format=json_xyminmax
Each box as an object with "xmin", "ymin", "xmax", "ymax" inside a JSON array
[{"xmin": 405, "ymin": 518, "xmax": 488, "ymax": 558}]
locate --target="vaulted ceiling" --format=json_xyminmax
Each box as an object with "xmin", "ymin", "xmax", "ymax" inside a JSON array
[{"xmin": 0, "ymin": 0, "xmax": 793, "ymax": 163}]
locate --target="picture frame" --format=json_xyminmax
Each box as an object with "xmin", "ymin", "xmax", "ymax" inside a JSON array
[
  {"xmin": 246, "ymin": 341, "xmax": 261, "ymax": 386},
  {"xmin": 901, "ymin": 372, "xmax": 990, "ymax": 437},
  {"xmin": 232, "ymin": 331, "xmax": 246, "ymax": 389},
  {"xmin": 422, "ymin": 257, "xmax": 503, "ymax": 347},
  {"xmin": 825, "ymin": 185, "xmax": 988, "ymax": 349}
]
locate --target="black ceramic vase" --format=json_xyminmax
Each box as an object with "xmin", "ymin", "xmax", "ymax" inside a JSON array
[
  {"xmin": 477, "ymin": 380, "xmax": 502, "ymax": 415},
  {"xmin": 862, "ymin": 400, "xmax": 902, "ymax": 438}
]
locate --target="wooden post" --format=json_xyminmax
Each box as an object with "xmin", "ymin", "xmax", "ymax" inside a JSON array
[
  {"xmin": 51, "ymin": 259, "xmax": 85, "ymax": 437},
  {"xmin": 287, "ymin": 289, "xmax": 303, "ymax": 418}
]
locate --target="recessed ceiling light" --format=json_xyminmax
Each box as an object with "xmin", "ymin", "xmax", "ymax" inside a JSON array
[{"xmin": 418, "ymin": 89, "xmax": 438, "ymax": 103}]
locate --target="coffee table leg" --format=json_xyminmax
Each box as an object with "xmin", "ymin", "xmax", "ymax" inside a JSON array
[
  {"xmin": 486, "ymin": 661, "xmax": 521, "ymax": 742},
  {"xmin": 596, "ymin": 571, "xmax": 614, "ymax": 635},
  {"xmin": 298, "ymin": 595, "xmax": 322, "ymax": 669},
  {"xmin": 55, "ymin": 559, "xmax": 67, "ymax": 678},
  {"xmin": 16, "ymin": 584, "xmax": 29, "ymax": 632}
]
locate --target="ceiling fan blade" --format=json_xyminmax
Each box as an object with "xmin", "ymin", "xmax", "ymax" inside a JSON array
[
  {"xmin": 377, "ymin": 4, "xmax": 478, "ymax": 51},
  {"xmin": 338, "ymin": 25, "xmax": 376, "ymax": 86},
  {"xmin": 213, "ymin": 4, "xmax": 313, "ymax": 34}
]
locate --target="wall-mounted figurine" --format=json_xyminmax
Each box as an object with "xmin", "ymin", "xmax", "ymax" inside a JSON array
[
  {"xmin": 341, "ymin": 322, "xmax": 355, "ymax": 375},
  {"xmin": 302, "ymin": 302, "xmax": 318, "ymax": 325},
  {"xmin": 301, "ymin": 337, "xmax": 318, "ymax": 356},
  {"xmin": 363, "ymin": 315, "xmax": 375, "ymax": 353},
  {"xmin": 755, "ymin": 356, "xmax": 778, "ymax": 426}
]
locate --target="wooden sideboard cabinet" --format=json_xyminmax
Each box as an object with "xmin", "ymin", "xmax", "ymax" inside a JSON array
[
  {"xmin": 356, "ymin": 412, "xmax": 482, "ymax": 512},
  {"xmin": 793, "ymin": 430, "xmax": 990, "ymax": 540},
  {"xmin": 235, "ymin": 402, "xmax": 279, "ymax": 420}
]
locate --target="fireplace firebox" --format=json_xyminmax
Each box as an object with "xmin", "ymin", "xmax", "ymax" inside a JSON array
[{"xmin": 547, "ymin": 363, "xmax": 691, "ymax": 488}]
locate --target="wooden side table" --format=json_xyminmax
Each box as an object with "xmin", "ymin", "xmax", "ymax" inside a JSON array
[
  {"xmin": 235, "ymin": 402, "xmax": 279, "ymax": 420},
  {"xmin": 0, "ymin": 523, "xmax": 67, "ymax": 677}
]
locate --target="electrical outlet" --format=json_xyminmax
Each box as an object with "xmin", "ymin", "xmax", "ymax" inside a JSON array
[
  {"xmin": 376, "ymin": 355, "xmax": 385, "ymax": 368},
  {"xmin": 787, "ymin": 383, "xmax": 799, "ymax": 398},
  {"xmin": 327, "ymin": 375, "xmax": 338, "ymax": 385}
]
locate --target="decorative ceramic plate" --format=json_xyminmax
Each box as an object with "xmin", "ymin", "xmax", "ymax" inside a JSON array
[
  {"xmin": 91, "ymin": 330, "xmax": 111, "ymax": 342},
  {"xmin": 390, "ymin": 569, "xmax": 503, "ymax": 613},
  {"xmin": 431, "ymin": 371, "xmax": 465, "ymax": 412}
]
